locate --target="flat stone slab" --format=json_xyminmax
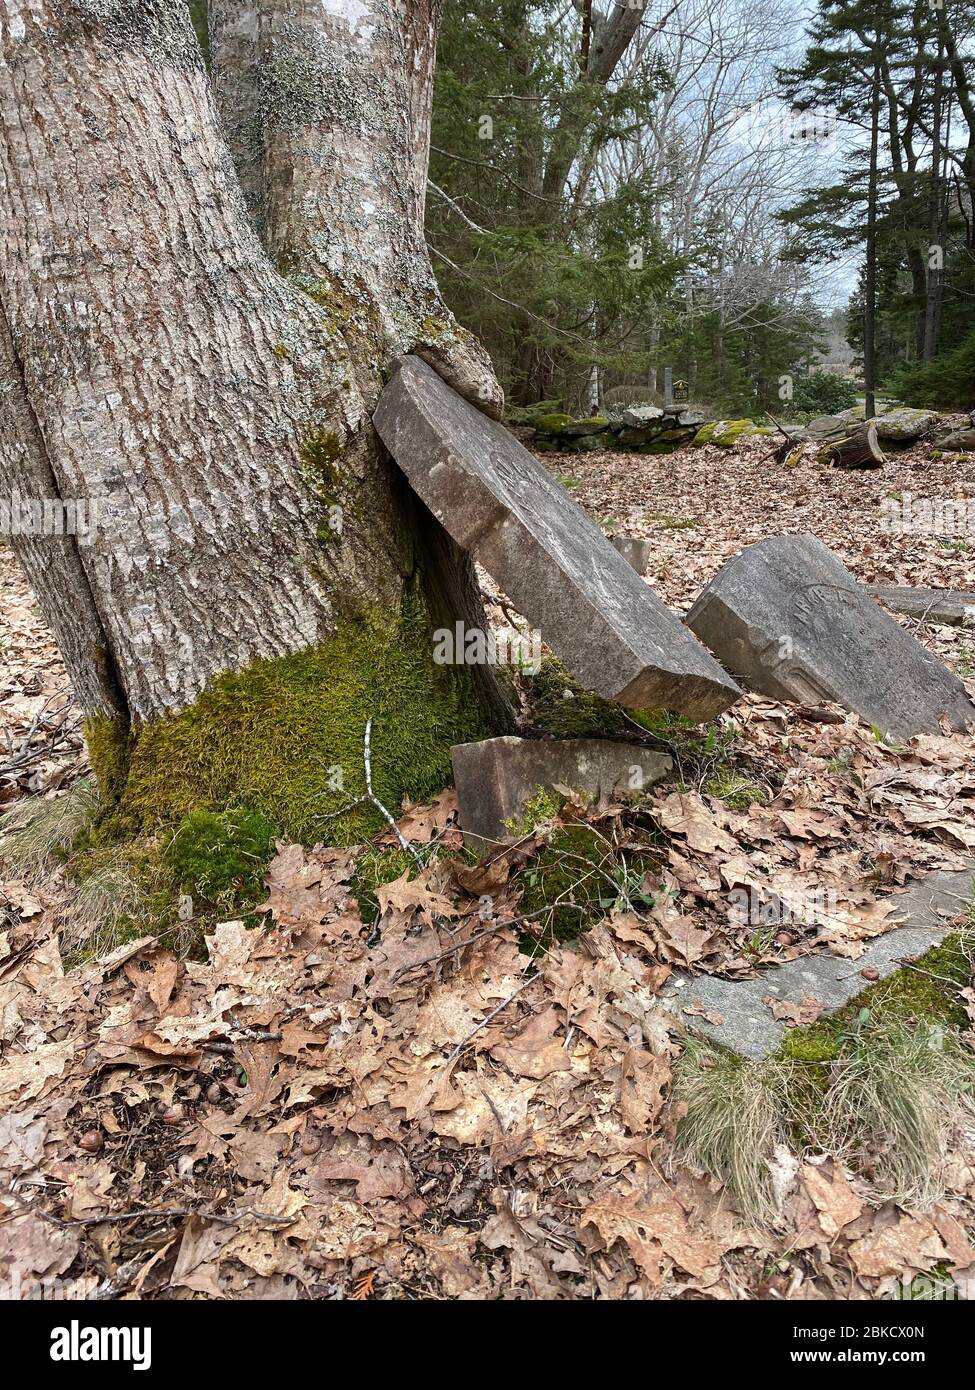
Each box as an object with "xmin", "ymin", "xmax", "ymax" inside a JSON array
[
  {"xmin": 375, "ymin": 357, "xmax": 741, "ymax": 721},
  {"xmin": 622, "ymin": 405, "xmax": 664, "ymax": 427},
  {"xmin": 686, "ymin": 535, "xmax": 975, "ymax": 740},
  {"xmin": 936, "ymin": 428, "xmax": 975, "ymax": 452},
  {"xmin": 871, "ymin": 585, "xmax": 975, "ymax": 628},
  {"xmin": 666, "ymin": 865, "xmax": 974, "ymax": 1059},
  {"xmin": 451, "ymin": 736, "xmax": 672, "ymax": 847}
]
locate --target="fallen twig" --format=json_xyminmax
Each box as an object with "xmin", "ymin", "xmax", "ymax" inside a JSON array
[
  {"xmin": 392, "ymin": 901, "xmax": 591, "ymax": 980},
  {"xmin": 445, "ymin": 972, "xmax": 536, "ymax": 1063},
  {"xmin": 313, "ymin": 717, "xmax": 423, "ymax": 869}
]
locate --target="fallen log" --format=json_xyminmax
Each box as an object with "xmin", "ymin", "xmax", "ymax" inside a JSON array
[{"xmin": 818, "ymin": 420, "xmax": 885, "ymax": 469}]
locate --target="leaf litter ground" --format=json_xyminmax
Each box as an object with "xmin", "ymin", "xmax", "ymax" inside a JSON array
[{"xmin": 1, "ymin": 434, "xmax": 974, "ymax": 1300}]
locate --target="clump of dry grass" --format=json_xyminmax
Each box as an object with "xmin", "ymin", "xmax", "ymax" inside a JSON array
[
  {"xmin": 672, "ymin": 1038, "xmax": 788, "ymax": 1225},
  {"xmin": 0, "ymin": 779, "xmax": 101, "ymax": 883},
  {"xmin": 672, "ymin": 1018, "xmax": 975, "ymax": 1224},
  {"xmin": 63, "ymin": 855, "xmax": 145, "ymax": 959},
  {"xmin": 811, "ymin": 1021, "xmax": 975, "ymax": 1207}
]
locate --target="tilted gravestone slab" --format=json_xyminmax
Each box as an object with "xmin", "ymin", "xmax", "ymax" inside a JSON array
[
  {"xmin": 375, "ymin": 356, "xmax": 740, "ymax": 720},
  {"xmin": 451, "ymin": 736, "xmax": 672, "ymax": 847},
  {"xmin": 685, "ymin": 535, "xmax": 975, "ymax": 740}
]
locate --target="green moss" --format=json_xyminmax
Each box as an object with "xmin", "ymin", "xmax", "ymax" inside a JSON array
[
  {"xmin": 694, "ymin": 420, "xmax": 770, "ymax": 447},
  {"xmin": 300, "ymin": 426, "xmax": 343, "ymax": 487},
  {"xmin": 516, "ymin": 823, "xmax": 658, "ymax": 942},
  {"xmin": 704, "ymin": 769, "xmax": 768, "ymax": 810},
  {"xmin": 524, "ymin": 661, "xmax": 743, "ymax": 794},
  {"xmin": 646, "ymin": 512, "xmax": 696, "ymax": 529},
  {"xmin": 534, "ymin": 413, "xmax": 575, "ymax": 434},
  {"xmin": 638, "ymin": 439, "xmax": 682, "ymax": 454},
  {"xmin": 165, "ymin": 807, "xmax": 276, "ymax": 909},
  {"xmin": 289, "ymin": 273, "xmax": 384, "ymax": 352},
  {"xmin": 505, "ymin": 786, "xmax": 563, "ymax": 836},
  {"xmin": 420, "ymin": 316, "xmax": 450, "ymax": 339},
  {"xmin": 780, "ymin": 933, "xmax": 973, "ymax": 1065},
  {"xmin": 525, "ymin": 658, "xmax": 634, "ymax": 739},
  {"xmin": 110, "ymin": 590, "xmax": 486, "ymax": 845},
  {"xmin": 84, "ymin": 714, "xmax": 132, "ymax": 801}
]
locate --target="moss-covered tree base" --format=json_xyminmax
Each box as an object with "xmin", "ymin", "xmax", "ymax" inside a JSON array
[{"xmin": 85, "ymin": 590, "xmax": 487, "ymax": 845}]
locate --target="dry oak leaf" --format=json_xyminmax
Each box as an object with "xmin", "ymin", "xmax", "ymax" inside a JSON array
[
  {"xmin": 801, "ymin": 1160, "xmax": 863, "ymax": 1237},
  {"xmin": 682, "ymin": 1001, "xmax": 723, "ymax": 1026},
  {"xmin": 145, "ymin": 952, "xmax": 179, "ymax": 1015},
  {"xmin": 82, "ymin": 934, "xmax": 157, "ymax": 979},
  {"xmin": 414, "ymin": 981, "xmax": 488, "ymax": 1050},
  {"xmin": 620, "ymin": 1046, "xmax": 670, "ymax": 1135},
  {"xmin": 580, "ymin": 1189, "xmax": 721, "ymax": 1287},
  {"xmin": 430, "ymin": 1071, "xmax": 538, "ymax": 1145},
  {"xmin": 413, "ymin": 1227, "xmax": 484, "ymax": 1297},
  {"xmin": 449, "ymin": 854, "xmax": 510, "ymax": 897},
  {"xmin": 313, "ymin": 1198, "xmax": 401, "ymax": 1261},
  {"xmin": 650, "ymin": 903, "xmax": 715, "ymax": 967},
  {"xmin": 0, "ymin": 1211, "xmax": 80, "ymax": 1284},
  {"xmin": 0, "ymin": 1039, "xmax": 77, "ymax": 1104},
  {"xmin": 763, "ymin": 994, "xmax": 825, "ymax": 1027},
  {"xmin": 256, "ymin": 843, "xmax": 326, "ymax": 930},
  {"xmin": 381, "ymin": 788, "xmax": 458, "ymax": 847},
  {"xmin": 818, "ymin": 898, "xmax": 900, "ymax": 958},
  {"xmin": 191, "ymin": 920, "xmax": 257, "ymax": 988},
  {"xmin": 376, "ymin": 869, "xmax": 456, "ymax": 921},
  {"xmin": 490, "ymin": 1005, "xmax": 571, "ymax": 1080},
  {"xmin": 654, "ymin": 792, "xmax": 738, "ymax": 854},
  {"xmin": 847, "ymin": 1213, "xmax": 948, "ymax": 1280},
  {"xmin": 313, "ymin": 1145, "xmax": 413, "ymax": 1202}
]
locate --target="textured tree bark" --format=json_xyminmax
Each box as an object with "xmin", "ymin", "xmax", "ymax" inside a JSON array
[
  {"xmin": 0, "ymin": 0, "xmax": 510, "ymax": 812},
  {"xmin": 208, "ymin": 0, "xmax": 501, "ymax": 414},
  {"xmin": 0, "ymin": 301, "xmax": 125, "ymax": 719},
  {"xmin": 207, "ymin": 1, "xmax": 265, "ymax": 231}
]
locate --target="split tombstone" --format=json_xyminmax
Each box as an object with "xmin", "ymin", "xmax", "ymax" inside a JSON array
[
  {"xmin": 686, "ymin": 535, "xmax": 975, "ymax": 740},
  {"xmin": 375, "ymin": 355, "xmax": 740, "ymax": 720}
]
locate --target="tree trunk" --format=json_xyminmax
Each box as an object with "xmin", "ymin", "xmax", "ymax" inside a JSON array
[
  {"xmin": 923, "ymin": 36, "xmax": 946, "ymax": 363},
  {"xmin": 0, "ymin": 0, "xmax": 508, "ymax": 839},
  {"xmin": 863, "ymin": 57, "xmax": 881, "ymax": 420}
]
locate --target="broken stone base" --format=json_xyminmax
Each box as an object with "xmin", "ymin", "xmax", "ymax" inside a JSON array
[
  {"xmin": 665, "ymin": 865, "xmax": 974, "ymax": 1059},
  {"xmin": 610, "ymin": 535, "xmax": 652, "ymax": 575},
  {"xmin": 871, "ymin": 585, "xmax": 975, "ymax": 628},
  {"xmin": 686, "ymin": 535, "xmax": 975, "ymax": 740},
  {"xmin": 375, "ymin": 356, "xmax": 741, "ymax": 721},
  {"xmin": 451, "ymin": 736, "xmax": 671, "ymax": 848}
]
